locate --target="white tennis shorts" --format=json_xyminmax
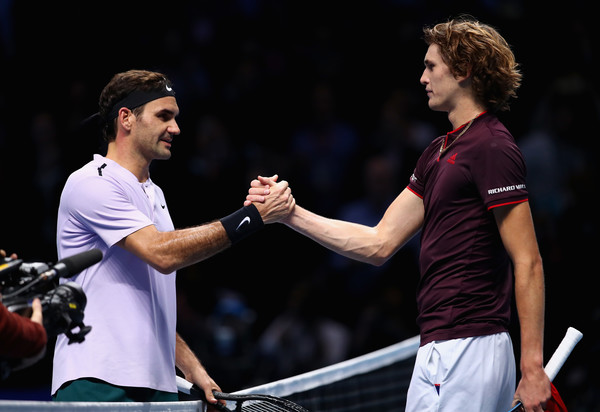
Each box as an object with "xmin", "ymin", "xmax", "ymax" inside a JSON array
[{"xmin": 406, "ymin": 332, "xmax": 515, "ymax": 412}]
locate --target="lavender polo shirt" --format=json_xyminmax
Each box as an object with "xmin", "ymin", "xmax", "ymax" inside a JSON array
[
  {"xmin": 52, "ymin": 154, "xmax": 177, "ymax": 394},
  {"xmin": 407, "ymin": 113, "xmax": 528, "ymax": 346}
]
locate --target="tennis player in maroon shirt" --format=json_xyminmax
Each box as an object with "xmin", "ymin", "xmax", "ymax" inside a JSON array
[{"xmin": 247, "ymin": 16, "xmax": 551, "ymax": 412}]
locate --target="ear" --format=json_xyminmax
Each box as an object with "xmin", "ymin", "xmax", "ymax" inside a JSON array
[
  {"xmin": 455, "ymin": 65, "xmax": 472, "ymax": 84},
  {"xmin": 117, "ymin": 107, "xmax": 134, "ymax": 132}
]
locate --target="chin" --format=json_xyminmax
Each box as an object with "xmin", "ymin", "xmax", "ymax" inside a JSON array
[
  {"xmin": 427, "ymin": 101, "xmax": 446, "ymax": 113},
  {"xmin": 157, "ymin": 151, "xmax": 172, "ymax": 160}
]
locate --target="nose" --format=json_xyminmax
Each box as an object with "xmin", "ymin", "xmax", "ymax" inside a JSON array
[
  {"xmin": 420, "ymin": 69, "xmax": 428, "ymax": 86},
  {"xmin": 169, "ymin": 120, "xmax": 181, "ymax": 136}
]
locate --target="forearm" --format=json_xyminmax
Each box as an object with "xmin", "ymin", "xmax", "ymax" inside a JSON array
[
  {"xmin": 284, "ymin": 205, "xmax": 390, "ymax": 266},
  {"xmin": 120, "ymin": 221, "xmax": 231, "ymax": 274},
  {"xmin": 283, "ymin": 189, "xmax": 423, "ymax": 266},
  {"xmin": 160, "ymin": 222, "xmax": 232, "ymax": 271},
  {"xmin": 513, "ymin": 255, "xmax": 551, "ymax": 408},
  {"xmin": 176, "ymin": 333, "xmax": 221, "ymax": 404},
  {"xmin": 514, "ymin": 256, "xmax": 545, "ymax": 370},
  {"xmin": 495, "ymin": 202, "xmax": 551, "ymax": 407},
  {"xmin": 175, "ymin": 332, "xmax": 203, "ymax": 379}
]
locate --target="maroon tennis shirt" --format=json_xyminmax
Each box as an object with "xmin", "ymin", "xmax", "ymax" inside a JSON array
[{"xmin": 407, "ymin": 112, "xmax": 528, "ymax": 346}]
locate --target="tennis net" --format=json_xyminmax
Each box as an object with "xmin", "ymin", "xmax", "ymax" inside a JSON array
[
  {"xmin": 0, "ymin": 335, "xmax": 419, "ymax": 411},
  {"xmin": 236, "ymin": 334, "xmax": 420, "ymax": 411}
]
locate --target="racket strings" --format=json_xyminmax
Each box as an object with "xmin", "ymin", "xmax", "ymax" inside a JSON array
[
  {"xmin": 239, "ymin": 401, "xmax": 282, "ymax": 411},
  {"xmin": 228, "ymin": 399, "xmax": 307, "ymax": 412}
]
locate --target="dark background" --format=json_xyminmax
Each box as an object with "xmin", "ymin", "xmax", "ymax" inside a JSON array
[{"xmin": 1, "ymin": 1, "xmax": 598, "ymax": 409}]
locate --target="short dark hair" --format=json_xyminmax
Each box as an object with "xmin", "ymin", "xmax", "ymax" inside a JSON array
[{"xmin": 98, "ymin": 70, "xmax": 174, "ymax": 140}]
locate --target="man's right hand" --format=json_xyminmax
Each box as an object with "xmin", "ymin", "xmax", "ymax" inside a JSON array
[{"xmin": 246, "ymin": 175, "xmax": 295, "ymax": 224}]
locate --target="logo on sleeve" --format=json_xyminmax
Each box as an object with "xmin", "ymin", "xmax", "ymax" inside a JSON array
[{"xmin": 488, "ymin": 184, "xmax": 526, "ymax": 195}]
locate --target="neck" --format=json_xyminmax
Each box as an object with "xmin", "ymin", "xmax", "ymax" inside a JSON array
[
  {"xmin": 106, "ymin": 142, "xmax": 150, "ymax": 182},
  {"xmin": 448, "ymin": 102, "xmax": 487, "ymax": 130}
]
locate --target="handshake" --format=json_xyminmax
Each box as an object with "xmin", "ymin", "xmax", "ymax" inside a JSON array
[{"xmin": 243, "ymin": 175, "xmax": 296, "ymax": 224}]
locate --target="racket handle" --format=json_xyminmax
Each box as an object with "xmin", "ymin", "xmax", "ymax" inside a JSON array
[
  {"xmin": 508, "ymin": 402, "xmax": 522, "ymax": 412},
  {"xmin": 176, "ymin": 376, "xmax": 216, "ymax": 402},
  {"xmin": 508, "ymin": 327, "xmax": 583, "ymax": 412},
  {"xmin": 177, "ymin": 375, "xmax": 193, "ymax": 395},
  {"xmin": 544, "ymin": 327, "xmax": 583, "ymax": 382}
]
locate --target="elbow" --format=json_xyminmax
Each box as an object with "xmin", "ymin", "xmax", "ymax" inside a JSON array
[
  {"xmin": 155, "ymin": 264, "xmax": 176, "ymax": 275},
  {"xmin": 370, "ymin": 253, "xmax": 392, "ymax": 267},
  {"xmin": 360, "ymin": 233, "xmax": 397, "ymax": 267},
  {"xmin": 147, "ymin": 252, "xmax": 179, "ymax": 274},
  {"xmin": 146, "ymin": 234, "xmax": 181, "ymax": 274},
  {"xmin": 527, "ymin": 253, "xmax": 544, "ymax": 275},
  {"xmin": 120, "ymin": 227, "xmax": 180, "ymax": 274},
  {"xmin": 371, "ymin": 258, "xmax": 388, "ymax": 267},
  {"xmin": 364, "ymin": 225, "xmax": 410, "ymax": 267},
  {"xmin": 367, "ymin": 245, "xmax": 395, "ymax": 267},
  {"xmin": 514, "ymin": 253, "xmax": 544, "ymax": 284},
  {"xmin": 153, "ymin": 258, "xmax": 178, "ymax": 274}
]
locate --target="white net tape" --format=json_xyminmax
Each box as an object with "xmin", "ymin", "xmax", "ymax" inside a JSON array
[
  {"xmin": 0, "ymin": 335, "xmax": 420, "ymax": 411},
  {"xmin": 0, "ymin": 400, "xmax": 204, "ymax": 411}
]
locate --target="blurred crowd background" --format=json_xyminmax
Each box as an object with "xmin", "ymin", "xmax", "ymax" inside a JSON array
[{"xmin": 1, "ymin": 1, "xmax": 598, "ymax": 409}]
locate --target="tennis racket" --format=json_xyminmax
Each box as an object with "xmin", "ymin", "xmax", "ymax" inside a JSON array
[
  {"xmin": 176, "ymin": 375, "xmax": 310, "ymax": 412},
  {"xmin": 508, "ymin": 327, "xmax": 583, "ymax": 412}
]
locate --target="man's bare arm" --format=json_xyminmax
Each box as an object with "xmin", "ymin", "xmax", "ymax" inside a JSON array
[
  {"xmin": 175, "ymin": 333, "xmax": 222, "ymax": 407},
  {"xmin": 494, "ymin": 201, "xmax": 551, "ymax": 411},
  {"xmin": 118, "ymin": 179, "xmax": 294, "ymax": 273},
  {"xmin": 118, "ymin": 221, "xmax": 229, "ymax": 274},
  {"xmin": 245, "ymin": 178, "xmax": 423, "ymax": 266}
]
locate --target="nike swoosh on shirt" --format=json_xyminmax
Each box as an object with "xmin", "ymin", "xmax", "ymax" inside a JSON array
[{"xmin": 236, "ymin": 216, "xmax": 251, "ymax": 231}]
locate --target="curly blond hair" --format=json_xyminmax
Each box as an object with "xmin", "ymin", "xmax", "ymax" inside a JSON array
[{"xmin": 423, "ymin": 16, "xmax": 522, "ymax": 112}]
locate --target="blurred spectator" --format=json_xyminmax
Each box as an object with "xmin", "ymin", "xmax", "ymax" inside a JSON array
[
  {"xmin": 324, "ymin": 153, "xmax": 420, "ymax": 353},
  {"xmin": 252, "ymin": 280, "xmax": 350, "ymax": 385},
  {"xmin": 178, "ymin": 287, "xmax": 257, "ymax": 391},
  {"xmin": 0, "ymin": 2, "xmax": 596, "ymax": 407},
  {"xmin": 520, "ymin": 73, "xmax": 600, "ymax": 410},
  {"xmin": 328, "ymin": 154, "xmax": 404, "ymax": 297},
  {"xmin": 289, "ymin": 81, "xmax": 359, "ymax": 214},
  {"xmin": 369, "ymin": 88, "xmax": 436, "ymax": 177},
  {"xmin": 30, "ymin": 112, "xmax": 66, "ymax": 252}
]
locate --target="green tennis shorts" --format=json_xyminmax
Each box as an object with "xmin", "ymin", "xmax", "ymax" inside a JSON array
[{"xmin": 52, "ymin": 378, "xmax": 179, "ymax": 402}]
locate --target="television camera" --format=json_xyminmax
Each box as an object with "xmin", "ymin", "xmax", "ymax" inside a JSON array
[{"xmin": 0, "ymin": 249, "xmax": 102, "ymax": 345}]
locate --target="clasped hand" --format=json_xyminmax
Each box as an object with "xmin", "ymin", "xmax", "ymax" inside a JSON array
[{"xmin": 245, "ymin": 175, "xmax": 295, "ymax": 224}]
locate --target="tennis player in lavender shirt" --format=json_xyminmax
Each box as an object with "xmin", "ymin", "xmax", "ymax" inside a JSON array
[
  {"xmin": 247, "ymin": 17, "xmax": 551, "ymax": 412},
  {"xmin": 53, "ymin": 70, "xmax": 295, "ymax": 406}
]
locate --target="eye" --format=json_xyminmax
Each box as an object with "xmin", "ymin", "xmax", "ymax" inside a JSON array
[{"xmin": 158, "ymin": 111, "xmax": 174, "ymax": 121}]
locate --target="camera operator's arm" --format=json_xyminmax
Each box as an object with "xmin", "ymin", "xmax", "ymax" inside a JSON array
[
  {"xmin": 0, "ymin": 250, "xmax": 47, "ymax": 359},
  {"xmin": 29, "ymin": 298, "xmax": 43, "ymax": 328},
  {"xmin": 0, "ymin": 299, "xmax": 47, "ymax": 358}
]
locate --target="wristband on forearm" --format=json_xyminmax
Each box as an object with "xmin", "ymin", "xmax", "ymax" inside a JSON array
[{"xmin": 220, "ymin": 204, "xmax": 264, "ymax": 245}]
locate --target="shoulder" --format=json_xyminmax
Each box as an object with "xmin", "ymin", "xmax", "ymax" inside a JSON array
[
  {"xmin": 64, "ymin": 156, "xmax": 138, "ymax": 194},
  {"xmin": 63, "ymin": 167, "xmax": 120, "ymax": 201},
  {"xmin": 470, "ymin": 115, "xmax": 523, "ymax": 162},
  {"xmin": 478, "ymin": 114, "xmax": 517, "ymax": 146},
  {"xmin": 61, "ymin": 160, "xmax": 139, "ymax": 216}
]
